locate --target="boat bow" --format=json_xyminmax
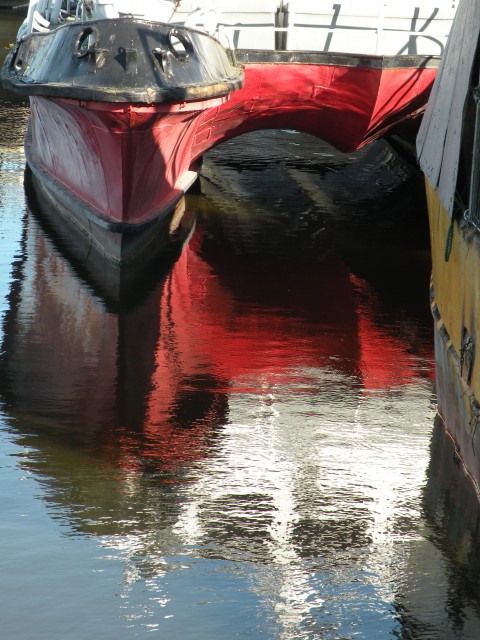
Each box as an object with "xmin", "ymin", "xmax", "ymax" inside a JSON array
[{"xmin": 1, "ymin": 17, "xmax": 243, "ymax": 103}]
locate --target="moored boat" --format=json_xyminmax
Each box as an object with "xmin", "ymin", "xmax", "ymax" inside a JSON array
[
  {"xmin": 1, "ymin": 0, "xmax": 458, "ymax": 265},
  {"xmin": 417, "ymin": 0, "xmax": 480, "ymax": 493},
  {"xmin": 1, "ymin": 0, "xmax": 243, "ymax": 264}
]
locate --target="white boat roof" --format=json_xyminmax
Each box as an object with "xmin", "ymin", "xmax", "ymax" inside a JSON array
[
  {"xmin": 26, "ymin": 1, "xmax": 458, "ymax": 58},
  {"xmin": 417, "ymin": 0, "xmax": 480, "ymax": 216},
  {"xmin": 175, "ymin": 1, "xmax": 457, "ymax": 55}
]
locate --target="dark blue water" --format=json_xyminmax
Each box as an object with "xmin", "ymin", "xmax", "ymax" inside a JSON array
[{"xmin": 2, "ymin": 15, "xmax": 480, "ymax": 640}]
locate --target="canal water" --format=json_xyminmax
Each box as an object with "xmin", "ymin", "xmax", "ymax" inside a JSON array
[{"xmin": 2, "ymin": 15, "xmax": 480, "ymax": 640}]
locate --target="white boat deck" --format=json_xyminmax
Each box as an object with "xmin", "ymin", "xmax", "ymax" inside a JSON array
[
  {"xmin": 24, "ymin": 0, "xmax": 458, "ymax": 57},
  {"xmin": 173, "ymin": 0, "xmax": 458, "ymax": 56}
]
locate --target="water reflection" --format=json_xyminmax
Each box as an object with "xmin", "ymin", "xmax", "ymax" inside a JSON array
[
  {"xmin": 0, "ymin": 15, "xmax": 23, "ymax": 58},
  {"xmin": 0, "ymin": 129, "xmax": 443, "ymax": 638},
  {"xmin": 1, "ymin": 136, "xmax": 435, "ymax": 460},
  {"xmin": 407, "ymin": 417, "xmax": 480, "ymax": 638},
  {"xmin": 1, "ymin": 48, "xmax": 479, "ymax": 635}
]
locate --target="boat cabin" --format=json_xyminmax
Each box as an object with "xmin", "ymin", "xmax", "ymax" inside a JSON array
[{"xmin": 24, "ymin": 0, "xmax": 457, "ymax": 57}]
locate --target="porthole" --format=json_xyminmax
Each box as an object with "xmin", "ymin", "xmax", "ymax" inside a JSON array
[
  {"xmin": 73, "ymin": 27, "xmax": 98, "ymax": 59},
  {"xmin": 167, "ymin": 29, "xmax": 193, "ymax": 61}
]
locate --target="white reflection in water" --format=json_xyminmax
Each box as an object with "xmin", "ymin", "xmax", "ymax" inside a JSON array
[{"xmin": 167, "ymin": 370, "xmax": 436, "ymax": 639}]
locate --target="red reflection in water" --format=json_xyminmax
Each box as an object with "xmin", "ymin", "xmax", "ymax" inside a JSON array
[
  {"xmin": 350, "ymin": 274, "xmax": 435, "ymax": 392},
  {"xmin": 123, "ymin": 235, "xmax": 435, "ymax": 469},
  {"xmin": 4, "ymin": 219, "xmax": 434, "ymax": 472}
]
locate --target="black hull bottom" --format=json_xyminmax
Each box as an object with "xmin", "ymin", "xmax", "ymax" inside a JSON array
[{"xmin": 24, "ymin": 167, "xmax": 198, "ymax": 304}]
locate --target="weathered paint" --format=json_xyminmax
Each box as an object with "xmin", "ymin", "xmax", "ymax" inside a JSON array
[
  {"xmin": 27, "ymin": 59, "xmax": 438, "ymax": 239},
  {"xmin": 2, "ymin": 5, "xmax": 449, "ymax": 263},
  {"xmin": 426, "ymin": 178, "xmax": 480, "ymax": 492}
]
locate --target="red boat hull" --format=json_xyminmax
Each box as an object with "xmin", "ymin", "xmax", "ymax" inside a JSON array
[
  {"xmin": 27, "ymin": 55, "xmax": 438, "ymax": 263},
  {"xmin": 195, "ymin": 59, "xmax": 437, "ymax": 156}
]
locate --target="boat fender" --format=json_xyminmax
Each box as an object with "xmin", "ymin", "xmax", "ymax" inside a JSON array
[{"xmin": 73, "ymin": 26, "xmax": 99, "ymax": 59}]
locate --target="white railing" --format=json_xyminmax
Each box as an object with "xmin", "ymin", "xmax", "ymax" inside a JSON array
[
  {"xmin": 175, "ymin": 0, "xmax": 459, "ymax": 56},
  {"xmin": 24, "ymin": 0, "xmax": 178, "ymax": 33},
  {"xmin": 22, "ymin": 0, "xmax": 459, "ymax": 58},
  {"xmin": 285, "ymin": 0, "xmax": 458, "ymax": 56}
]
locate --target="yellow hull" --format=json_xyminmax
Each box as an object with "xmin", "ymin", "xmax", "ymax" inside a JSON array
[{"xmin": 426, "ymin": 179, "xmax": 480, "ymax": 493}]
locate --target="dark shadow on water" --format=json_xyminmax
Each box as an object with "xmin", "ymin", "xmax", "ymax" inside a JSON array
[
  {"xmin": 424, "ymin": 418, "xmax": 480, "ymax": 600},
  {"xmin": 389, "ymin": 418, "xmax": 480, "ymax": 638}
]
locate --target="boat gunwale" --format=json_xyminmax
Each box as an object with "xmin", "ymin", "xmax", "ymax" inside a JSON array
[
  {"xmin": 235, "ymin": 49, "xmax": 442, "ymax": 70},
  {"xmin": 0, "ymin": 16, "xmax": 244, "ymax": 103}
]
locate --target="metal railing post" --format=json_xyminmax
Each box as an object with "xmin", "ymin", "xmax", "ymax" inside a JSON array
[
  {"xmin": 49, "ymin": 0, "xmax": 63, "ymax": 23},
  {"xmin": 376, "ymin": 2, "xmax": 385, "ymax": 55},
  {"xmin": 287, "ymin": 0, "xmax": 296, "ymax": 52},
  {"xmin": 26, "ymin": 0, "xmax": 37, "ymax": 33}
]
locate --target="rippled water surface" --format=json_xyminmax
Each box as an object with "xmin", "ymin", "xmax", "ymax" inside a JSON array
[{"xmin": 2, "ymin": 17, "xmax": 480, "ymax": 640}]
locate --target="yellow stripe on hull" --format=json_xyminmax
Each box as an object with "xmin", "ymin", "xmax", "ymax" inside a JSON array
[{"xmin": 426, "ymin": 179, "xmax": 480, "ymax": 492}]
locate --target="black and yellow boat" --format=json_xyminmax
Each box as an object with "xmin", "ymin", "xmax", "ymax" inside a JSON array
[{"xmin": 418, "ymin": 0, "xmax": 480, "ymax": 494}]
